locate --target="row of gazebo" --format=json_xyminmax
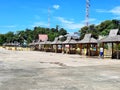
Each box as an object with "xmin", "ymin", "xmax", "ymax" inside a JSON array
[
  {"xmin": 29, "ymin": 29, "xmax": 120, "ymax": 59},
  {"xmin": 29, "ymin": 33, "xmax": 98, "ymax": 55}
]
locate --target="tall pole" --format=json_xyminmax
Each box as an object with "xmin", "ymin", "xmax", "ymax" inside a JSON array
[
  {"xmin": 48, "ymin": 7, "xmax": 50, "ymax": 29},
  {"xmin": 86, "ymin": 0, "xmax": 90, "ymax": 27}
]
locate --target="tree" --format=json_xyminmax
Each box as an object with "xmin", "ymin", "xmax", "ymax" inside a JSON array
[
  {"xmin": 79, "ymin": 26, "xmax": 89, "ymax": 39},
  {"xmin": 55, "ymin": 25, "xmax": 59, "ymax": 32},
  {"xmin": 4, "ymin": 31, "xmax": 15, "ymax": 43},
  {"xmin": 0, "ymin": 34, "xmax": 6, "ymax": 45},
  {"xmin": 58, "ymin": 28, "xmax": 67, "ymax": 35},
  {"xmin": 79, "ymin": 19, "xmax": 120, "ymax": 39}
]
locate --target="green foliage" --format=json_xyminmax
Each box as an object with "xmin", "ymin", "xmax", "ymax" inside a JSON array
[
  {"xmin": 59, "ymin": 28, "xmax": 67, "ymax": 35},
  {"xmin": 79, "ymin": 19, "xmax": 120, "ymax": 38},
  {"xmin": 0, "ymin": 26, "xmax": 67, "ymax": 45}
]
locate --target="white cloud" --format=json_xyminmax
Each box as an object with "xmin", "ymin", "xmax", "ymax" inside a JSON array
[
  {"xmin": 56, "ymin": 17, "xmax": 84, "ymax": 30},
  {"xmin": 96, "ymin": 9, "xmax": 107, "ymax": 13},
  {"xmin": 96, "ymin": 6, "xmax": 120, "ymax": 16},
  {"xmin": 53, "ymin": 5, "xmax": 60, "ymax": 10},
  {"xmin": 56, "ymin": 17, "xmax": 73, "ymax": 24},
  {"xmin": 0, "ymin": 25, "xmax": 17, "ymax": 28},
  {"xmin": 110, "ymin": 6, "xmax": 120, "ymax": 15}
]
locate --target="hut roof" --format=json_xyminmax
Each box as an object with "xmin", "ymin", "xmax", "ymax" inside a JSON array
[
  {"xmin": 35, "ymin": 41, "xmax": 40, "ymax": 45},
  {"xmin": 3, "ymin": 42, "xmax": 20, "ymax": 46},
  {"xmin": 51, "ymin": 37, "xmax": 59, "ymax": 44},
  {"xmin": 100, "ymin": 35, "xmax": 120, "ymax": 43},
  {"xmin": 46, "ymin": 41, "xmax": 52, "ymax": 44},
  {"xmin": 109, "ymin": 29, "xmax": 118, "ymax": 37},
  {"xmin": 29, "ymin": 43, "xmax": 35, "ymax": 46},
  {"xmin": 100, "ymin": 29, "xmax": 120, "ymax": 43},
  {"xmin": 78, "ymin": 33, "xmax": 98, "ymax": 44},
  {"xmin": 62, "ymin": 36, "xmax": 71, "ymax": 44},
  {"xmin": 69, "ymin": 39, "xmax": 78, "ymax": 44},
  {"xmin": 39, "ymin": 41, "xmax": 51, "ymax": 45},
  {"xmin": 56, "ymin": 40, "xmax": 63, "ymax": 44}
]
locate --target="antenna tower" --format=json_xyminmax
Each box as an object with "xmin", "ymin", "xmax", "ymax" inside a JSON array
[
  {"xmin": 86, "ymin": 0, "xmax": 90, "ymax": 27},
  {"xmin": 48, "ymin": 7, "xmax": 50, "ymax": 29}
]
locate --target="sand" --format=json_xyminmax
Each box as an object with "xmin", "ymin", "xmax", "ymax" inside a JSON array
[{"xmin": 0, "ymin": 48, "xmax": 120, "ymax": 90}]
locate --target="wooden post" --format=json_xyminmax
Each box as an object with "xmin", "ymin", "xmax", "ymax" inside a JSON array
[
  {"xmin": 56, "ymin": 44, "xmax": 58, "ymax": 53},
  {"xmin": 112, "ymin": 43, "xmax": 113, "ymax": 59},
  {"xmin": 102, "ymin": 43, "xmax": 104, "ymax": 58},
  {"xmin": 80, "ymin": 44, "xmax": 82, "ymax": 55},
  {"xmin": 69, "ymin": 44, "xmax": 71, "ymax": 54},
  {"xmin": 87, "ymin": 44, "xmax": 90, "ymax": 56},
  {"xmin": 87, "ymin": 44, "xmax": 88, "ymax": 56},
  {"xmin": 96, "ymin": 43, "xmax": 98, "ymax": 56},
  {"xmin": 88, "ymin": 43, "xmax": 90, "ymax": 56},
  {"xmin": 116, "ymin": 42, "xmax": 119, "ymax": 59}
]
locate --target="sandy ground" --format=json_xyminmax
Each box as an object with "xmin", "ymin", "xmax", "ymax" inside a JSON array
[{"xmin": 0, "ymin": 48, "xmax": 120, "ymax": 90}]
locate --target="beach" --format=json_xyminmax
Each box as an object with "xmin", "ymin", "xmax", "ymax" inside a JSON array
[{"xmin": 0, "ymin": 48, "xmax": 120, "ymax": 90}]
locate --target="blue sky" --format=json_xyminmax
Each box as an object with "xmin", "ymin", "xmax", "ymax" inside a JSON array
[{"xmin": 0, "ymin": 0, "xmax": 120, "ymax": 34}]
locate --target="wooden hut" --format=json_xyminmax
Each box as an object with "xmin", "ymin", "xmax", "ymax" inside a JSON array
[
  {"xmin": 38, "ymin": 41, "xmax": 52, "ymax": 52},
  {"xmin": 51, "ymin": 37, "xmax": 59, "ymax": 52},
  {"xmin": 62, "ymin": 36, "xmax": 77, "ymax": 54},
  {"xmin": 68, "ymin": 39, "xmax": 78, "ymax": 54},
  {"xmin": 3, "ymin": 42, "xmax": 20, "ymax": 50},
  {"xmin": 100, "ymin": 29, "xmax": 120, "ymax": 59},
  {"xmin": 62, "ymin": 36, "xmax": 71, "ymax": 54},
  {"xmin": 78, "ymin": 33, "xmax": 98, "ymax": 56},
  {"xmin": 56, "ymin": 40, "xmax": 63, "ymax": 53},
  {"xmin": 43, "ymin": 41, "xmax": 52, "ymax": 52}
]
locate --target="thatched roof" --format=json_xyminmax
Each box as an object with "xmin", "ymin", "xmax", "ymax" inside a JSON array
[
  {"xmin": 109, "ymin": 29, "xmax": 119, "ymax": 37},
  {"xmin": 46, "ymin": 41, "xmax": 52, "ymax": 44},
  {"xmin": 51, "ymin": 37, "xmax": 59, "ymax": 44},
  {"xmin": 78, "ymin": 33, "xmax": 98, "ymax": 44},
  {"xmin": 62, "ymin": 36, "xmax": 71, "ymax": 44},
  {"xmin": 100, "ymin": 29, "xmax": 120, "ymax": 43},
  {"xmin": 3, "ymin": 43, "xmax": 20, "ymax": 46},
  {"xmin": 69, "ymin": 39, "xmax": 78, "ymax": 44},
  {"xmin": 56, "ymin": 40, "xmax": 63, "ymax": 44},
  {"xmin": 39, "ymin": 41, "xmax": 51, "ymax": 45},
  {"xmin": 100, "ymin": 35, "xmax": 120, "ymax": 43}
]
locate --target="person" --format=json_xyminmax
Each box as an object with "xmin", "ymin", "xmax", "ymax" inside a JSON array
[{"xmin": 100, "ymin": 47, "xmax": 103, "ymax": 58}]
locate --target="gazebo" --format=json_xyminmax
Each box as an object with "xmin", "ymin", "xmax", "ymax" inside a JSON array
[
  {"xmin": 43, "ymin": 41, "xmax": 52, "ymax": 52},
  {"xmin": 68, "ymin": 39, "xmax": 78, "ymax": 54},
  {"xmin": 100, "ymin": 29, "xmax": 120, "ymax": 59},
  {"xmin": 77, "ymin": 33, "xmax": 98, "ymax": 56},
  {"xmin": 51, "ymin": 37, "xmax": 59, "ymax": 52},
  {"xmin": 56, "ymin": 40, "xmax": 63, "ymax": 53},
  {"xmin": 62, "ymin": 36, "xmax": 78, "ymax": 54},
  {"xmin": 62, "ymin": 36, "xmax": 72, "ymax": 54}
]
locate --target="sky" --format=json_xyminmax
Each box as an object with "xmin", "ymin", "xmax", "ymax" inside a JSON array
[{"xmin": 0, "ymin": 0, "xmax": 120, "ymax": 34}]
